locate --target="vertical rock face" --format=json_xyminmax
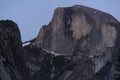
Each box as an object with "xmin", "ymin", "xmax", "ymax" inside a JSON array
[
  {"xmin": 34, "ymin": 5, "xmax": 120, "ymax": 80},
  {"xmin": 0, "ymin": 20, "xmax": 30, "ymax": 80}
]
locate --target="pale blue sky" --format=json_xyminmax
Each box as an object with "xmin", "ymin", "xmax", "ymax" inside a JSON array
[{"xmin": 0, "ymin": 0, "xmax": 120, "ymax": 42}]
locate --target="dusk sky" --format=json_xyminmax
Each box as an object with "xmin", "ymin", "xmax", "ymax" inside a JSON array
[{"xmin": 0, "ymin": 0, "xmax": 120, "ymax": 42}]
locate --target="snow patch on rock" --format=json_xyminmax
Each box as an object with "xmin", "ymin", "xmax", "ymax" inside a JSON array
[{"xmin": 22, "ymin": 42, "xmax": 31, "ymax": 47}]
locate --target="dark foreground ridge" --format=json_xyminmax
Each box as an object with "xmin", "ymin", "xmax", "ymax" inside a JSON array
[
  {"xmin": 0, "ymin": 20, "xmax": 30, "ymax": 80},
  {"xmin": 1, "ymin": 5, "xmax": 120, "ymax": 80}
]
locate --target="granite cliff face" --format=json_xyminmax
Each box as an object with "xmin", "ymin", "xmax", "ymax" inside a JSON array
[
  {"xmin": 33, "ymin": 5, "xmax": 120, "ymax": 80},
  {"xmin": 1, "ymin": 5, "xmax": 120, "ymax": 80},
  {"xmin": 0, "ymin": 20, "xmax": 30, "ymax": 80}
]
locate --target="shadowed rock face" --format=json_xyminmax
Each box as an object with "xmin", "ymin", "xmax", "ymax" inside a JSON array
[
  {"xmin": 33, "ymin": 5, "xmax": 120, "ymax": 80},
  {"xmin": 0, "ymin": 20, "xmax": 30, "ymax": 80}
]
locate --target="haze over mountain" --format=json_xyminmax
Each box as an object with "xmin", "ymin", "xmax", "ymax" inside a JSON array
[{"xmin": 0, "ymin": 5, "xmax": 120, "ymax": 80}]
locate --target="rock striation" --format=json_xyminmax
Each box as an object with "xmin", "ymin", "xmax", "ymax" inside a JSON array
[{"xmin": 0, "ymin": 20, "xmax": 30, "ymax": 80}]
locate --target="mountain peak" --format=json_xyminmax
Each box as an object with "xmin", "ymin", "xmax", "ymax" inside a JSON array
[
  {"xmin": 34, "ymin": 5, "xmax": 120, "ymax": 80},
  {"xmin": 1, "ymin": 5, "xmax": 120, "ymax": 80}
]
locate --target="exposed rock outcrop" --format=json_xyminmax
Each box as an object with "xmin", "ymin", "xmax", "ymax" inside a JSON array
[
  {"xmin": 33, "ymin": 5, "xmax": 120, "ymax": 80},
  {"xmin": 1, "ymin": 5, "xmax": 120, "ymax": 80},
  {"xmin": 0, "ymin": 20, "xmax": 30, "ymax": 80}
]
